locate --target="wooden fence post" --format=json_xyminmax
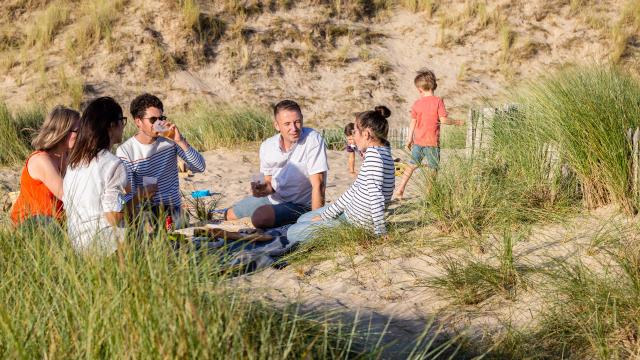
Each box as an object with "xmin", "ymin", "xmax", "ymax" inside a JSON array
[
  {"xmin": 632, "ymin": 128, "xmax": 640, "ymax": 198},
  {"xmin": 465, "ymin": 108, "xmax": 475, "ymax": 158}
]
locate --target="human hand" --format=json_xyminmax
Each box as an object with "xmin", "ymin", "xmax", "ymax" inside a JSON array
[
  {"xmin": 137, "ymin": 184, "xmax": 157, "ymax": 200},
  {"xmin": 165, "ymin": 122, "xmax": 185, "ymax": 143},
  {"xmin": 311, "ymin": 216, "xmax": 321, "ymax": 222},
  {"xmin": 251, "ymin": 181, "xmax": 273, "ymax": 197},
  {"xmin": 405, "ymin": 140, "xmax": 413, "ymax": 152}
]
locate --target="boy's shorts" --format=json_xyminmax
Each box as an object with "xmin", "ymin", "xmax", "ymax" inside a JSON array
[
  {"xmin": 410, "ymin": 145, "xmax": 440, "ymax": 170},
  {"xmin": 231, "ymin": 196, "xmax": 310, "ymax": 227}
]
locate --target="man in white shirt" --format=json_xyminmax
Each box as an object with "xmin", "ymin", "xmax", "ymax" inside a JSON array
[
  {"xmin": 226, "ymin": 100, "xmax": 328, "ymax": 229},
  {"xmin": 116, "ymin": 94, "xmax": 206, "ymax": 227}
]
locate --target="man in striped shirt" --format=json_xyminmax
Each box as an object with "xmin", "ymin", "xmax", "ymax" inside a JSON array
[{"xmin": 116, "ymin": 94, "xmax": 206, "ymax": 227}]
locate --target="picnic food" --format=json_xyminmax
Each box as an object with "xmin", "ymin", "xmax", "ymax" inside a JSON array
[{"xmin": 167, "ymin": 233, "xmax": 188, "ymax": 243}]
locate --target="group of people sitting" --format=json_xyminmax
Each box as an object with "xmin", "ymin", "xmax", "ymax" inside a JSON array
[
  {"xmin": 10, "ymin": 94, "xmax": 206, "ymax": 253},
  {"xmin": 9, "ymin": 69, "xmax": 457, "ymax": 255}
]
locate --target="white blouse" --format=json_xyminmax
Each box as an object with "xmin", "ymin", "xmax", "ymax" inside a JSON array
[{"xmin": 63, "ymin": 150, "xmax": 128, "ymax": 254}]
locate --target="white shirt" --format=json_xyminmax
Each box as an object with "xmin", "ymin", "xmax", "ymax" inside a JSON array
[
  {"xmin": 63, "ymin": 150, "xmax": 128, "ymax": 255},
  {"xmin": 259, "ymin": 128, "xmax": 329, "ymax": 206}
]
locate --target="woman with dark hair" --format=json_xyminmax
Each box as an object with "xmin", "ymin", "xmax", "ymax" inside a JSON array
[
  {"xmin": 11, "ymin": 106, "xmax": 80, "ymax": 225},
  {"xmin": 62, "ymin": 97, "xmax": 132, "ymax": 253},
  {"xmin": 287, "ymin": 106, "xmax": 395, "ymax": 243}
]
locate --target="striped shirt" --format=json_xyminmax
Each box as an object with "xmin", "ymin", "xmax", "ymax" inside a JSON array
[
  {"xmin": 321, "ymin": 146, "xmax": 395, "ymax": 235},
  {"xmin": 116, "ymin": 137, "xmax": 206, "ymax": 207}
]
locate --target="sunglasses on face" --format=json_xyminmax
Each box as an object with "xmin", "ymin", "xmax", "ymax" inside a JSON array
[{"xmin": 142, "ymin": 115, "xmax": 167, "ymax": 124}]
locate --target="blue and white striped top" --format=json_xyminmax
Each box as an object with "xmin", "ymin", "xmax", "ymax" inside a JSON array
[
  {"xmin": 116, "ymin": 137, "xmax": 206, "ymax": 207},
  {"xmin": 320, "ymin": 146, "xmax": 395, "ymax": 235}
]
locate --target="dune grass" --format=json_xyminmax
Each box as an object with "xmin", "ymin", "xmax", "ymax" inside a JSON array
[
  {"xmin": 69, "ymin": 0, "xmax": 127, "ymax": 53},
  {"xmin": 177, "ymin": 0, "xmax": 200, "ymax": 31},
  {"xmin": 0, "ymin": 104, "xmax": 44, "ymax": 166},
  {"xmin": 24, "ymin": 0, "xmax": 70, "ymax": 49},
  {"xmin": 419, "ymin": 65, "xmax": 640, "ymax": 239},
  {"xmin": 425, "ymin": 230, "xmax": 529, "ymax": 305},
  {"xmin": 418, "ymin": 156, "xmax": 575, "ymax": 238},
  {"xmin": 0, "ymin": 222, "xmax": 387, "ymax": 358},
  {"xmin": 171, "ymin": 102, "xmax": 273, "ymax": 150},
  {"xmin": 0, "ymin": 216, "xmax": 472, "ymax": 358},
  {"xmin": 399, "ymin": 0, "xmax": 439, "ymax": 16},
  {"xmin": 286, "ymin": 221, "xmax": 383, "ymax": 265},
  {"xmin": 534, "ymin": 242, "xmax": 640, "ymax": 358},
  {"xmin": 611, "ymin": 0, "xmax": 640, "ymax": 63},
  {"xmin": 0, "ymin": 102, "xmax": 273, "ymax": 167},
  {"xmin": 496, "ymin": 65, "xmax": 640, "ymax": 212},
  {"xmin": 486, "ymin": 228, "xmax": 640, "ymax": 359}
]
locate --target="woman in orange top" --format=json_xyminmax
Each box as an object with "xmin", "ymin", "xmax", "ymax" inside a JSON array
[{"xmin": 10, "ymin": 106, "xmax": 80, "ymax": 225}]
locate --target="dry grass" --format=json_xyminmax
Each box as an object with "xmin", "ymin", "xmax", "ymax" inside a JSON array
[
  {"xmin": 143, "ymin": 36, "xmax": 178, "ymax": 79},
  {"xmin": 512, "ymin": 38, "xmax": 550, "ymax": 61},
  {"xmin": 56, "ymin": 69, "xmax": 84, "ymax": 109},
  {"xmin": 68, "ymin": 0, "xmax": 128, "ymax": 54},
  {"xmin": 499, "ymin": 23, "xmax": 515, "ymax": 63},
  {"xmin": 0, "ymin": 51, "xmax": 20, "ymax": 73},
  {"xmin": 24, "ymin": 0, "xmax": 70, "ymax": 49},
  {"xmin": 177, "ymin": 0, "xmax": 200, "ymax": 31},
  {"xmin": 400, "ymin": 0, "xmax": 439, "ymax": 17},
  {"xmin": 611, "ymin": 0, "xmax": 640, "ymax": 63},
  {"xmin": 436, "ymin": 15, "xmax": 452, "ymax": 48}
]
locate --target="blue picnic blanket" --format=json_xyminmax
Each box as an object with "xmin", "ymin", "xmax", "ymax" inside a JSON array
[{"xmin": 184, "ymin": 225, "xmax": 297, "ymax": 272}]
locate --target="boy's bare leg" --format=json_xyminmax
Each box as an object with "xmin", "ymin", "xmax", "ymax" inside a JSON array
[{"xmin": 395, "ymin": 165, "xmax": 418, "ymax": 200}]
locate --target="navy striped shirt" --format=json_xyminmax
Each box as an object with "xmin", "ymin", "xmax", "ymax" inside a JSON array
[
  {"xmin": 116, "ymin": 137, "xmax": 206, "ymax": 207},
  {"xmin": 321, "ymin": 146, "xmax": 395, "ymax": 235}
]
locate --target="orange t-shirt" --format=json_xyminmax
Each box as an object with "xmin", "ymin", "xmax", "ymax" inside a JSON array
[
  {"xmin": 410, "ymin": 96, "xmax": 448, "ymax": 147},
  {"xmin": 10, "ymin": 152, "xmax": 64, "ymax": 225}
]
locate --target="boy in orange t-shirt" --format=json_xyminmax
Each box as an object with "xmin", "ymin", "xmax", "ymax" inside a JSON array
[{"xmin": 395, "ymin": 69, "xmax": 463, "ymax": 199}]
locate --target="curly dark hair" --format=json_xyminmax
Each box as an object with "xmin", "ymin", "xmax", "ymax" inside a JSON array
[{"xmin": 130, "ymin": 93, "xmax": 164, "ymax": 120}]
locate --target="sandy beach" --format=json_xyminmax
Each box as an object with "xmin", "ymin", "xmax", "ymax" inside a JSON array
[{"xmin": 175, "ymin": 146, "xmax": 624, "ymax": 356}]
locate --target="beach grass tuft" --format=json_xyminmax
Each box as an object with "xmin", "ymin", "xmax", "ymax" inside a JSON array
[
  {"xmin": 425, "ymin": 229, "xmax": 529, "ymax": 305},
  {"xmin": 171, "ymin": 102, "xmax": 273, "ymax": 150},
  {"xmin": 0, "ymin": 104, "xmax": 44, "ymax": 166},
  {"xmin": 0, "ymin": 223, "xmax": 373, "ymax": 358}
]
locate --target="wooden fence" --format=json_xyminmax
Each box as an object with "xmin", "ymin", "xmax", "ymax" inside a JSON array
[
  {"xmin": 627, "ymin": 127, "xmax": 640, "ymax": 198},
  {"xmin": 321, "ymin": 127, "xmax": 409, "ymax": 150},
  {"xmin": 465, "ymin": 104, "xmax": 518, "ymax": 158},
  {"xmin": 463, "ymin": 105, "xmax": 640, "ymax": 200}
]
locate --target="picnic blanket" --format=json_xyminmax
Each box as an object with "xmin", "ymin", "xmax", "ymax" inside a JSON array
[{"xmin": 176, "ymin": 222, "xmax": 298, "ymax": 273}]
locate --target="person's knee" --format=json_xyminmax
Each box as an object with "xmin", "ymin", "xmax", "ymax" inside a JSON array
[
  {"xmin": 286, "ymin": 222, "xmax": 313, "ymax": 243},
  {"xmin": 225, "ymin": 207, "xmax": 237, "ymax": 220},
  {"xmin": 251, "ymin": 205, "xmax": 275, "ymax": 229}
]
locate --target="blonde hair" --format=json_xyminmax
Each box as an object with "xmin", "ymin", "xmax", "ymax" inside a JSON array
[
  {"xmin": 414, "ymin": 68, "xmax": 437, "ymax": 91},
  {"xmin": 31, "ymin": 106, "xmax": 80, "ymax": 151}
]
